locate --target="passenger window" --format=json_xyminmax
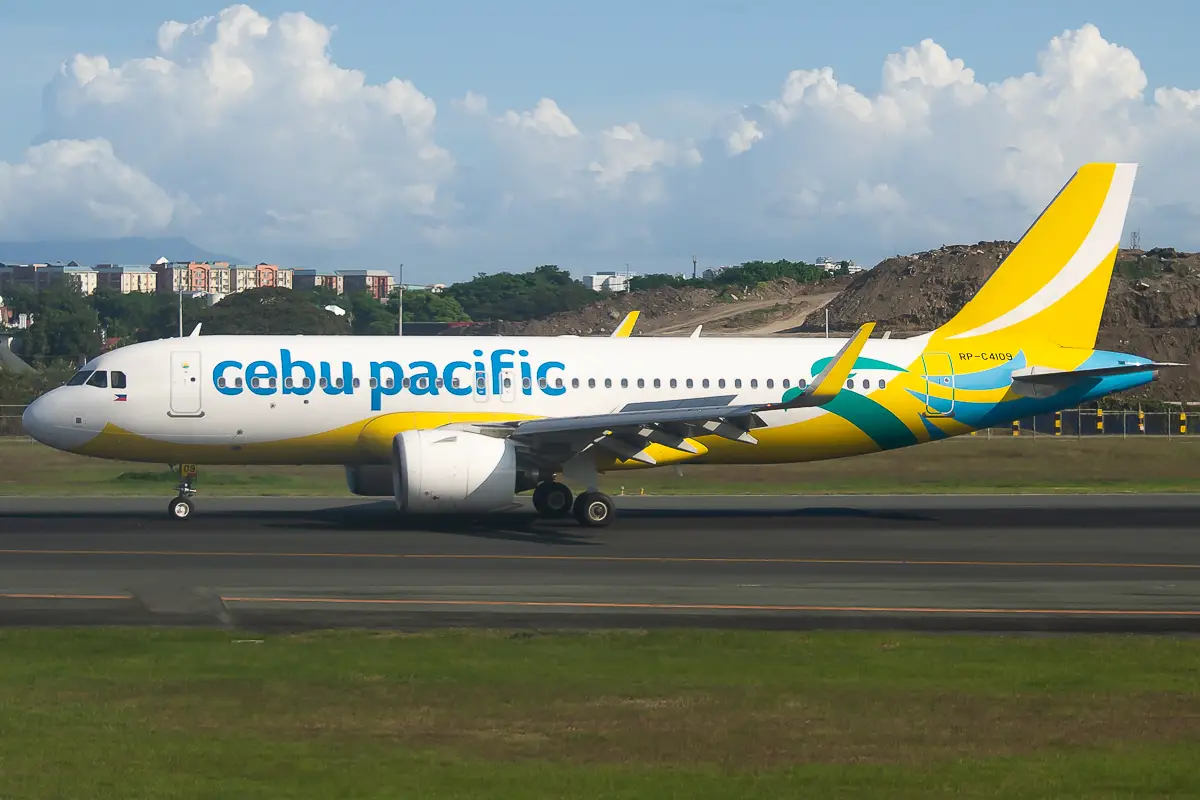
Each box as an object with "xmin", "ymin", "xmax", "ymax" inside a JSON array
[
  {"xmin": 304, "ymin": 377, "xmax": 312, "ymax": 389},
  {"xmin": 66, "ymin": 370, "xmax": 93, "ymax": 386},
  {"xmin": 620, "ymin": 378, "xmax": 628, "ymax": 388},
  {"xmin": 111, "ymin": 371, "xmax": 127, "ymax": 389},
  {"xmin": 555, "ymin": 378, "xmax": 564, "ymax": 389},
  {"xmin": 572, "ymin": 378, "xmax": 580, "ymax": 388},
  {"xmin": 861, "ymin": 379, "xmax": 870, "ymax": 389},
  {"xmin": 766, "ymin": 379, "xmax": 774, "ymax": 389},
  {"xmin": 435, "ymin": 378, "xmax": 443, "ymax": 389},
  {"xmin": 354, "ymin": 378, "xmax": 362, "ymax": 389},
  {"xmin": 878, "ymin": 379, "xmax": 886, "ymax": 389},
  {"xmin": 653, "ymin": 378, "xmax": 661, "ymax": 389},
  {"xmin": 386, "ymin": 378, "xmax": 395, "ymax": 389},
  {"xmin": 538, "ymin": 377, "xmax": 547, "ymax": 389},
  {"xmin": 782, "ymin": 379, "xmax": 790, "ymax": 389},
  {"xmin": 451, "ymin": 377, "xmax": 460, "ymax": 389},
  {"xmin": 604, "ymin": 378, "xmax": 612, "ymax": 388},
  {"xmin": 637, "ymin": 378, "xmax": 645, "ymax": 388},
  {"xmin": 371, "ymin": 378, "xmax": 379, "ymax": 388},
  {"xmin": 718, "ymin": 379, "xmax": 726, "ymax": 389},
  {"xmin": 670, "ymin": 379, "xmax": 677, "ymax": 389},
  {"xmin": 320, "ymin": 377, "xmax": 329, "ymax": 389},
  {"xmin": 284, "ymin": 377, "xmax": 294, "ymax": 389},
  {"xmin": 522, "ymin": 377, "xmax": 531, "ymax": 390},
  {"xmin": 750, "ymin": 379, "xmax": 758, "ymax": 389},
  {"xmin": 702, "ymin": 379, "xmax": 710, "ymax": 389},
  {"xmin": 235, "ymin": 378, "xmax": 243, "ymax": 388},
  {"xmin": 336, "ymin": 378, "xmax": 345, "ymax": 389},
  {"xmin": 798, "ymin": 379, "xmax": 807, "ymax": 389},
  {"xmin": 846, "ymin": 379, "xmax": 854, "ymax": 389},
  {"xmin": 502, "ymin": 377, "xmax": 511, "ymax": 389},
  {"xmin": 588, "ymin": 378, "xmax": 596, "ymax": 388},
  {"xmin": 269, "ymin": 378, "xmax": 277, "ymax": 389},
  {"xmin": 86, "ymin": 371, "xmax": 108, "ymax": 388},
  {"xmin": 250, "ymin": 378, "xmax": 259, "ymax": 389},
  {"xmin": 734, "ymin": 378, "xmax": 742, "ymax": 389},
  {"xmin": 686, "ymin": 378, "xmax": 693, "ymax": 389},
  {"xmin": 402, "ymin": 377, "xmax": 411, "ymax": 389},
  {"xmin": 218, "ymin": 377, "xmax": 226, "ymax": 389}
]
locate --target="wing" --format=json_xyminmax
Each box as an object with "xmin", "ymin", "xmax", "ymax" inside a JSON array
[{"xmin": 468, "ymin": 322, "xmax": 876, "ymax": 466}]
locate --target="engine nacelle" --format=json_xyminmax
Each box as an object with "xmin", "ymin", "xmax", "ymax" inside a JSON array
[
  {"xmin": 392, "ymin": 429, "xmax": 520, "ymax": 513},
  {"xmin": 344, "ymin": 465, "xmax": 394, "ymax": 497}
]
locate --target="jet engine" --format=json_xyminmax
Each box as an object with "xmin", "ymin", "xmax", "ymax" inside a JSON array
[{"xmin": 391, "ymin": 429, "xmax": 525, "ymax": 513}]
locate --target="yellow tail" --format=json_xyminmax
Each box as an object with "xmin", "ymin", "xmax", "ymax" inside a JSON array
[{"xmin": 935, "ymin": 162, "xmax": 1137, "ymax": 350}]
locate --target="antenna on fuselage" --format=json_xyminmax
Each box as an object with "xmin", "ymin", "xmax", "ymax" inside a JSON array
[{"xmin": 189, "ymin": 323, "xmax": 202, "ymax": 338}]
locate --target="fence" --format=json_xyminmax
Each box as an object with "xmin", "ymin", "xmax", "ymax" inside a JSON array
[{"xmin": 3, "ymin": 403, "xmax": 1199, "ymax": 441}]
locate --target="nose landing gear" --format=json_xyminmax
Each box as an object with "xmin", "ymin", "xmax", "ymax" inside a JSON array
[{"xmin": 168, "ymin": 463, "xmax": 198, "ymax": 521}]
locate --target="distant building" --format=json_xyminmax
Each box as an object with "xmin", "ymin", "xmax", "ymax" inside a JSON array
[
  {"xmin": 815, "ymin": 256, "xmax": 863, "ymax": 275},
  {"xmin": 294, "ymin": 268, "xmax": 345, "ymax": 294},
  {"xmin": 702, "ymin": 265, "xmax": 734, "ymax": 280},
  {"xmin": 582, "ymin": 271, "xmax": 633, "ymax": 292},
  {"xmin": 230, "ymin": 265, "xmax": 257, "ymax": 293},
  {"xmin": 154, "ymin": 261, "xmax": 232, "ymax": 294},
  {"xmin": 254, "ymin": 262, "xmax": 292, "ymax": 289},
  {"xmin": 340, "ymin": 269, "xmax": 394, "ymax": 300},
  {"xmin": 94, "ymin": 264, "xmax": 157, "ymax": 294}
]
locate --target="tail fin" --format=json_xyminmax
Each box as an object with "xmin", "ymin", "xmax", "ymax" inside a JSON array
[{"xmin": 937, "ymin": 162, "xmax": 1137, "ymax": 350}]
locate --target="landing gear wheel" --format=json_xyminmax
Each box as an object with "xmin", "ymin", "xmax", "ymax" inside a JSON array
[
  {"xmin": 572, "ymin": 491, "xmax": 615, "ymax": 527},
  {"xmin": 532, "ymin": 481, "xmax": 574, "ymax": 518},
  {"xmin": 168, "ymin": 496, "xmax": 194, "ymax": 520}
]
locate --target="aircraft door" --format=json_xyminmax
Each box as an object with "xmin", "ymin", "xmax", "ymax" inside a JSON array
[
  {"xmin": 169, "ymin": 350, "xmax": 204, "ymax": 417},
  {"xmin": 920, "ymin": 352, "xmax": 955, "ymax": 417},
  {"xmin": 501, "ymin": 369, "xmax": 516, "ymax": 403}
]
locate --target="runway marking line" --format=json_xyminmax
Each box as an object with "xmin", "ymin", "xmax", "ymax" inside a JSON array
[
  {"xmin": 0, "ymin": 547, "xmax": 1199, "ymax": 571},
  {"xmin": 221, "ymin": 596, "xmax": 1200, "ymax": 617}
]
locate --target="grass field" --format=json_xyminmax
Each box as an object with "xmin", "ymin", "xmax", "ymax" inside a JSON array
[
  {"xmin": 1, "ymin": 436, "xmax": 1198, "ymax": 496},
  {"xmin": 0, "ymin": 629, "xmax": 1197, "ymax": 798}
]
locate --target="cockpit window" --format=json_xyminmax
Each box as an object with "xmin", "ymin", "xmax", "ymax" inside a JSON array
[
  {"xmin": 66, "ymin": 370, "xmax": 94, "ymax": 386},
  {"xmin": 86, "ymin": 371, "xmax": 109, "ymax": 388},
  {"xmin": 111, "ymin": 371, "xmax": 127, "ymax": 389}
]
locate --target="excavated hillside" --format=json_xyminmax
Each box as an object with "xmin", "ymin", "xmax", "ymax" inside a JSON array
[
  {"xmin": 814, "ymin": 242, "xmax": 1200, "ymax": 401},
  {"xmin": 494, "ymin": 277, "xmax": 851, "ymax": 337}
]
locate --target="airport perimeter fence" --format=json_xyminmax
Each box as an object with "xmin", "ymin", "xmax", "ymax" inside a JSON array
[{"xmin": 3, "ymin": 403, "xmax": 1200, "ymax": 442}]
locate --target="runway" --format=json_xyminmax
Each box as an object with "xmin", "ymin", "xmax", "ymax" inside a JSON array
[{"xmin": 1, "ymin": 494, "xmax": 1199, "ymax": 632}]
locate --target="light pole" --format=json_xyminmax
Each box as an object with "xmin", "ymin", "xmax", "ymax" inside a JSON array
[{"xmin": 692, "ymin": 255, "xmax": 697, "ymax": 280}]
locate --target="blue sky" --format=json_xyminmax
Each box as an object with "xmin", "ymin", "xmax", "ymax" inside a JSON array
[{"xmin": 1, "ymin": 1, "xmax": 1198, "ymax": 279}]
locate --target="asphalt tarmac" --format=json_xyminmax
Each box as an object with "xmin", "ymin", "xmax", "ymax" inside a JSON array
[{"xmin": 1, "ymin": 494, "xmax": 1199, "ymax": 632}]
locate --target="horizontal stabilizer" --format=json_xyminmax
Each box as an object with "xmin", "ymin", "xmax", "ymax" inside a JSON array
[{"xmin": 1009, "ymin": 361, "xmax": 1186, "ymax": 397}]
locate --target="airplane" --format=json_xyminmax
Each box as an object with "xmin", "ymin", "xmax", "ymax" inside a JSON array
[{"xmin": 22, "ymin": 162, "xmax": 1184, "ymax": 526}]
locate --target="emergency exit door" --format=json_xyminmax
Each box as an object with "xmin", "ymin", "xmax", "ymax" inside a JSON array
[
  {"xmin": 169, "ymin": 350, "xmax": 204, "ymax": 417},
  {"xmin": 920, "ymin": 352, "xmax": 955, "ymax": 417}
]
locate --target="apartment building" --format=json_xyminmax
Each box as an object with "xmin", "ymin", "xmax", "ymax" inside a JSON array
[
  {"xmin": 340, "ymin": 269, "xmax": 394, "ymax": 300},
  {"xmin": 94, "ymin": 264, "xmax": 157, "ymax": 293},
  {"xmin": 294, "ymin": 268, "xmax": 345, "ymax": 294}
]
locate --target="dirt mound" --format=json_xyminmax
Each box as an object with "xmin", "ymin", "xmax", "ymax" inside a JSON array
[
  {"xmin": 497, "ymin": 277, "xmax": 850, "ymax": 337},
  {"xmin": 815, "ymin": 243, "xmax": 1200, "ymax": 401}
]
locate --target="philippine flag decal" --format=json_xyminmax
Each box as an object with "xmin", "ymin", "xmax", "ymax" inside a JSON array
[{"xmin": 114, "ymin": 393, "xmax": 127, "ymax": 402}]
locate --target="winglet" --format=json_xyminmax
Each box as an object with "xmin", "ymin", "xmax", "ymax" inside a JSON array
[
  {"xmin": 611, "ymin": 311, "xmax": 640, "ymax": 338},
  {"xmin": 758, "ymin": 321, "xmax": 876, "ymax": 411}
]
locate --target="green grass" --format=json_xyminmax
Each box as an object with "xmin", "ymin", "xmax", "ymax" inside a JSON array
[
  {"xmin": 2, "ymin": 436, "xmax": 1199, "ymax": 497},
  {"xmin": 0, "ymin": 629, "xmax": 1198, "ymax": 798}
]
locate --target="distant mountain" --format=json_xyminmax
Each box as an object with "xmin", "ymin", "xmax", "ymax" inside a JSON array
[{"xmin": 0, "ymin": 237, "xmax": 240, "ymax": 265}]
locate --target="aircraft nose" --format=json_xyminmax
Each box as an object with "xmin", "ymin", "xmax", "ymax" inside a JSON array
[{"xmin": 22, "ymin": 390, "xmax": 98, "ymax": 452}]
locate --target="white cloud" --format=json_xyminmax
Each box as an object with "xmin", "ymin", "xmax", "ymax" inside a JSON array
[{"xmin": 4, "ymin": 10, "xmax": 1200, "ymax": 275}]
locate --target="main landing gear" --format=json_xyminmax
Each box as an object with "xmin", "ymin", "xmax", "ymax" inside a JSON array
[
  {"xmin": 168, "ymin": 463, "xmax": 198, "ymax": 521},
  {"xmin": 531, "ymin": 479, "xmax": 615, "ymax": 527}
]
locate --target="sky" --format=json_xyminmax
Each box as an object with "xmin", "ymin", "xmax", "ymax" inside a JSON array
[{"xmin": 1, "ymin": 0, "xmax": 1199, "ymax": 282}]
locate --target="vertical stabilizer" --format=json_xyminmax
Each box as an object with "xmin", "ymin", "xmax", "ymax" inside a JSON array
[{"xmin": 937, "ymin": 162, "xmax": 1137, "ymax": 350}]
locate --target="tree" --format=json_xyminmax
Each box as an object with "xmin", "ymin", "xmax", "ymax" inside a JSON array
[
  {"xmin": 444, "ymin": 265, "xmax": 596, "ymax": 321},
  {"xmin": 196, "ymin": 288, "xmax": 351, "ymax": 335},
  {"xmin": 344, "ymin": 291, "xmax": 396, "ymax": 335},
  {"xmin": 388, "ymin": 290, "xmax": 471, "ymax": 323},
  {"xmin": 15, "ymin": 280, "xmax": 101, "ymax": 365}
]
